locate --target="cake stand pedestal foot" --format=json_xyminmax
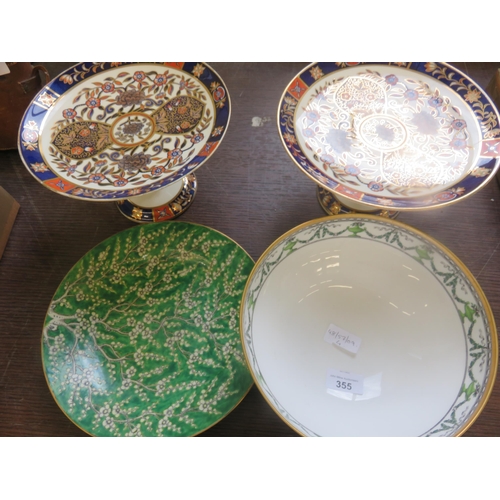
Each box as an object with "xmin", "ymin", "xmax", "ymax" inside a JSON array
[
  {"xmin": 317, "ymin": 186, "xmax": 399, "ymax": 219},
  {"xmin": 117, "ymin": 174, "xmax": 197, "ymax": 223}
]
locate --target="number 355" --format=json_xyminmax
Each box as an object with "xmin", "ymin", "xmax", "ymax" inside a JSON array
[{"xmin": 336, "ymin": 380, "xmax": 352, "ymax": 390}]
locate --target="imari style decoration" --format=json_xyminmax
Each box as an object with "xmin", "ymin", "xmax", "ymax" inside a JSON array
[
  {"xmin": 42, "ymin": 222, "xmax": 254, "ymax": 436},
  {"xmin": 278, "ymin": 63, "xmax": 500, "ymax": 214},
  {"xmin": 19, "ymin": 63, "xmax": 230, "ymax": 221},
  {"xmin": 241, "ymin": 215, "xmax": 497, "ymax": 436}
]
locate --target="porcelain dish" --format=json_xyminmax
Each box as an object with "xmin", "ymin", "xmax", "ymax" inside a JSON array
[
  {"xmin": 19, "ymin": 62, "xmax": 229, "ymax": 200},
  {"xmin": 278, "ymin": 62, "xmax": 500, "ymax": 211},
  {"xmin": 42, "ymin": 222, "xmax": 253, "ymax": 436},
  {"xmin": 241, "ymin": 215, "xmax": 497, "ymax": 436}
]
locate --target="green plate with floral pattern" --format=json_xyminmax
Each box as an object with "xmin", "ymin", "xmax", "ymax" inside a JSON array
[{"xmin": 42, "ymin": 222, "xmax": 254, "ymax": 436}]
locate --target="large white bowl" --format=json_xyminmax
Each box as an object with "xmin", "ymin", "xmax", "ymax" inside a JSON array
[{"xmin": 240, "ymin": 215, "xmax": 497, "ymax": 436}]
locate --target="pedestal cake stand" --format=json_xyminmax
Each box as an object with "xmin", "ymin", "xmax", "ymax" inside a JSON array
[
  {"xmin": 278, "ymin": 62, "xmax": 500, "ymax": 217},
  {"xmin": 18, "ymin": 62, "xmax": 230, "ymax": 222}
]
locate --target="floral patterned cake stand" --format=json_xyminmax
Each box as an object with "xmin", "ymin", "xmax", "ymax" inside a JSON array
[
  {"xmin": 18, "ymin": 62, "xmax": 230, "ymax": 222},
  {"xmin": 278, "ymin": 62, "xmax": 500, "ymax": 217},
  {"xmin": 42, "ymin": 221, "xmax": 254, "ymax": 436}
]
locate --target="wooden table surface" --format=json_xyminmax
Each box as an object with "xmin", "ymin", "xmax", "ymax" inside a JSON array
[{"xmin": 1, "ymin": 62, "xmax": 499, "ymax": 437}]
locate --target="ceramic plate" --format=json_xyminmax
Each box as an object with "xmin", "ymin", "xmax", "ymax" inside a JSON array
[
  {"xmin": 43, "ymin": 222, "xmax": 253, "ymax": 436},
  {"xmin": 241, "ymin": 215, "xmax": 497, "ymax": 436},
  {"xmin": 278, "ymin": 62, "xmax": 500, "ymax": 210},
  {"xmin": 19, "ymin": 62, "xmax": 229, "ymax": 200}
]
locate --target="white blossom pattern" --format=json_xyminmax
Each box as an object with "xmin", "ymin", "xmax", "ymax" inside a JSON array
[{"xmin": 43, "ymin": 222, "xmax": 254, "ymax": 436}]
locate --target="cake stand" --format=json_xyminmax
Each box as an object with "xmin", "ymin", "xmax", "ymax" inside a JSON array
[
  {"xmin": 278, "ymin": 62, "xmax": 500, "ymax": 217},
  {"xmin": 18, "ymin": 62, "xmax": 230, "ymax": 222}
]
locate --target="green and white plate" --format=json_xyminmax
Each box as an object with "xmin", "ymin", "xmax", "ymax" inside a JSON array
[{"xmin": 42, "ymin": 222, "xmax": 254, "ymax": 436}]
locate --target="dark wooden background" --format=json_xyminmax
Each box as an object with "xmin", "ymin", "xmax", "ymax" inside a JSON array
[{"xmin": 1, "ymin": 62, "xmax": 499, "ymax": 437}]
